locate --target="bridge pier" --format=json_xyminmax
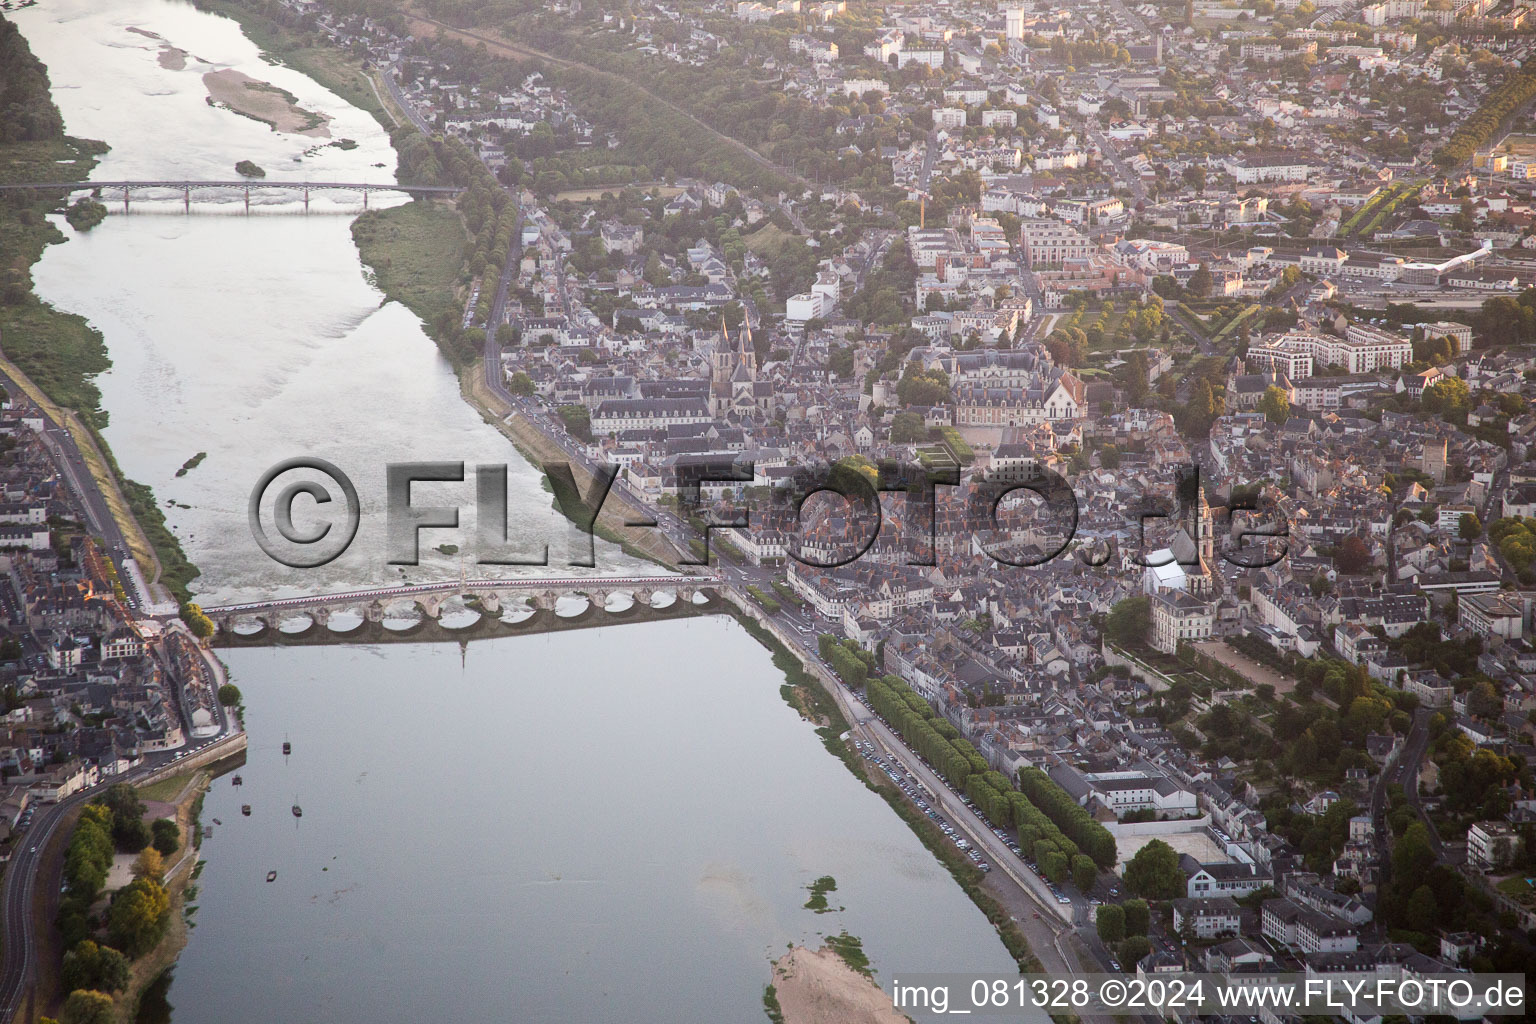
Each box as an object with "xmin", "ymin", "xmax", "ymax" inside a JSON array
[
  {"xmin": 311, "ymin": 607, "xmax": 330, "ymax": 629},
  {"xmin": 121, "ymin": 187, "xmax": 129, "ymax": 213},
  {"xmin": 303, "ymin": 187, "xmax": 309, "ymax": 212},
  {"xmin": 479, "ymin": 592, "xmax": 502, "ymax": 614},
  {"xmin": 420, "ymin": 596, "xmax": 443, "ymax": 619},
  {"xmin": 184, "ymin": 187, "xmax": 190, "ymax": 213},
  {"xmin": 244, "ymin": 187, "xmax": 250, "ymax": 214},
  {"xmin": 366, "ymin": 601, "xmax": 385, "ymax": 624},
  {"xmin": 362, "ymin": 188, "xmax": 369, "ymax": 210}
]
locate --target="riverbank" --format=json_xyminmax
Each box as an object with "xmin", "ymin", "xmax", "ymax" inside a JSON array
[
  {"xmin": 113, "ymin": 773, "xmax": 213, "ymax": 1024},
  {"xmin": 0, "ymin": 14, "xmax": 191, "ymax": 605},
  {"xmin": 351, "ymin": 200, "xmax": 469, "ymax": 342},
  {"xmin": 723, "ymin": 600, "xmax": 1044, "ymax": 979},
  {"xmin": 463, "ymin": 372, "xmax": 684, "ymax": 569}
]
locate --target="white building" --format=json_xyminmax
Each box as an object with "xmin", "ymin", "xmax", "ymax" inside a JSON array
[{"xmin": 1150, "ymin": 590, "xmax": 1213, "ymax": 654}]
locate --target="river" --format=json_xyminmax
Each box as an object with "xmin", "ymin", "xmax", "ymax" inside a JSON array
[
  {"xmin": 14, "ymin": 0, "xmax": 625, "ymax": 606},
  {"xmin": 13, "ymin": 1, "xmax": 1023, "ymax": 1021}
]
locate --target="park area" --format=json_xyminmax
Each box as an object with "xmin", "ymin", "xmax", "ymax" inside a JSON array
[{"xmin": 1191, "ymin": 639, "xmax": 1295, "ymax": 694}]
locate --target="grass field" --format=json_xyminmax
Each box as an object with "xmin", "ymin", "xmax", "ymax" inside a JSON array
[
  {"xmin": 351, "ymin": 199, "xmax": 468, "ymax": 333},
  {"xmin": 743, "ymin": 221, "xmax": 795, "ymax": 255},
  {"xmin": 1496, "ymin": 874, "xmax": 1536, "ymax": 906}
]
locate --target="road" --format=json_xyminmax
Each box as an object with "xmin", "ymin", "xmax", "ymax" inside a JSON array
[
  {"xmin": 1087, "ymin": 122, "xmax": 1146, "ymax": 205},
  {"xmin": 917, "ymin": 129, "xmax": 939, "ymax": 193},
  {"xmin": 382, "ymin": 64, "xmax": 434, "ymax": 136},
  {"xmin": 0, "ymin": 366, "xmax": 154, "ymax": 610}
]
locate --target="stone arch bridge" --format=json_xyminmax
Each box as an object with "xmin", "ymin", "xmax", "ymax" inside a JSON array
[{"xmin": 199, "ymin": 574, "xmax": 724, "ymax": 646}]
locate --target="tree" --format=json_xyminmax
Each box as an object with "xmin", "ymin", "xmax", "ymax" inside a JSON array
[
  {"xmin": 1458, "ymin": 512, "xmax": 1482, "ymax": 541},
  {"xmin": 217, "ymin": 683, "xmax": 241, "ymax": 706},
  {"xmin": 1117, "ymin": 935, "xmax": 1152, "ymax": 966},
  {"xmin": 1096, "ymin": 903, "xmax": 1126, "ymax": 943},
  {"xmin": 115, "ymin": 817, "xmax": 151, "ymax": 854},
  {"xmin": 1124, "ymin": 839, "xmax": 1184, "ymax": 899},
  {"xmin": 1467, "ymin": 680, "xmax": 1502, "ymax": 720},
  {"xmin": 508, "ymin": 371, "xmax": 535, "ymax": 396},
  {"xmin": 1392, "ymin": 822, "xmax": 1435, "ymax": 884},
  {"xmin": 556, "ymin": 404, "xmax": 592, "ymax": 442},
  {"xmin": 1123, "ymin": 898, "xmax": 1150, "ymax": 937},
  {"xmin": 1182, "ymin": 379, "xmax": 1217, "ymax": 437},
  {"xmin": 1421, "ymin": 377, "xmax": 1470, "ymax": 417},
  {"xmin": 1120, "ymin": 350, "xmax": 1149, "ymax": 403},
  {"xmin": 151, "ymin": 818, "xmax": 180, "ymax": 857},
  {"xmin": 61, "ymin": 942, "xmax": 129, "ymax": 994},
  {"xmin": 181, "ymin": 603, "xmax": 214, "ymax": 640},
  {"xmin": 1072, "ymin": 853, "xmax": 1097, "ymax": 891},
  {"xmin": 133, "ymin": 847, "xmax": 164, "ymax": 881},
  {"xmin": 1104, "ymin": 597, "xmax": 1150, "ymax": 647},
  {"xmin": 59, "ymin": 990, "xmax": 115, "ymax": 1024},
  {"xmin": 1257, "ymin": 385, "xmax": 1290, "ymax": 424},
  {"xmin": 1334, "ymin": 535, "xmax": 1372, "ymax": 575},
  {"xmin": 896, "ymin": 361, "xmax": 951, "ymax": 406},
  {"xmin": 1406, "ymin": 883, "xmax": 1439, "ymax": 932},
  {"xmin": 889, "ymin": 410, "xmax": 926, "ymax": 444},
  {"xmin": 107, "ymin": 878, "xmax": 171, "ymax": 957},
  {"xmin": 1188, "ymin": 262, "xmax": 1213, "ymax": 298}
]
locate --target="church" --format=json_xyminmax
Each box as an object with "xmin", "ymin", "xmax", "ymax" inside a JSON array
[{"xmin": 709, "ymin": 316, "xmax": 772, "ymax": 419}]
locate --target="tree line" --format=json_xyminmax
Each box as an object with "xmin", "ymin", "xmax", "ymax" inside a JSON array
[
  {"xmin": 54, "ymin": 784, "xmax": 180, "ymax": 1022},
  {"xmin": 0, "ymin": 15, "xmax": 65, "ymax": 143},
  {"xmin": 1433, "ymin": 62, "xmax": 1536, "ymax": 169},
  {"xmin": 865, "ymin": 674, "xmax": 1117, "ymax": 886}
]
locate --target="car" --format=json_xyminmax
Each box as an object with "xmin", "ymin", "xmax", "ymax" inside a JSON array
[
  {"xmin": 1057, "ymin": 896, "xmax": 1071, "ymax": 905},
  {"xmin": 1089, "ymin": 897, "xmax": 1103, "ymax": 905},
  {"xmin": 1108, "ymin": 959, "xmax": 1121, "ymax": 971},
  {"xmin": 29, "ymin": 846, "xmax": 36, "ymax": 854}
]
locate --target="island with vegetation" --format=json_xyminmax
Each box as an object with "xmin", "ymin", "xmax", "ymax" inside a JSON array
[
  {"xmin": 174, "ymin": 451, "xmax": 208, "ymax": 477},
  {"xmin": 234, "ymin": 159, "xmax": 265, "ymax": 178},
  {"xmin": 63, "ymin": 197, "xmax": 107, "ymax": 231}
]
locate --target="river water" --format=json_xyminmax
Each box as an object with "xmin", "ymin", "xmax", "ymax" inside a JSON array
[
  {"xmin": 14, "ymin": 1, "xmax": 1023, "ymax": 1020},
  {"xmin": 15, "ymin": 0, "xmax": 623, "ymax": 606}
]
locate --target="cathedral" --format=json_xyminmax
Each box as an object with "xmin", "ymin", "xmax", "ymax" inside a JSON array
[{"xmin": 709, "ymin": 316, "xmax": 768, "ymax": 418}]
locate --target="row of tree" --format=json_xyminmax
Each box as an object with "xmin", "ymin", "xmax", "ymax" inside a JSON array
[
  {"xmin": 1433, "ymin": 62, "xmax": 1536, "ymax": 168},
  {"xmin": 1017, "ymin": 767, "xmax": 1118, "ymax": 869},
  {"xmin": 865, "ymin": 674, "xmax": 987, "ymax": 789},
  {"xmin": 819, "ymin": 634, "xmax": 874, "ymax": 690}
]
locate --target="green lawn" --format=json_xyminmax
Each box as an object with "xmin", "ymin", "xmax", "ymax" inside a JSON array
[
  {"xmin": 351, "ymin": 200, "xmax": 467, "ymax": 334},
  {"xmin": 1496, "ymin": 875, "xmax": 1536, "ymax": 904}
]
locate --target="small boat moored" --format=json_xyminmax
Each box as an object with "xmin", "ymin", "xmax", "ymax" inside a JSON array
[
  {"xmin": 266, "ymin": 870, "xmax": 277, "ymax": 883},
  {"xmin": 241, "ymin": 805, "xmax": 251, "ymax": 816},
  {"xmin": 232, "ymin": 775, "xmax": 243, "ymax": 786},
  {"xmin": 292, "ymin": 804, "xmax": 302, "ymax": 818}
]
